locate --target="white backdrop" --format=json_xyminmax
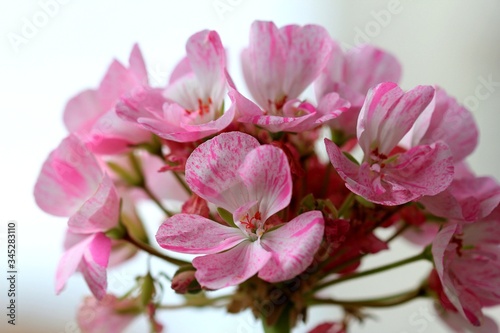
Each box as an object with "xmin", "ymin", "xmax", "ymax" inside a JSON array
[{"xmin": 1, "ymin": 0, "xmax": 500, "ymax": 332}]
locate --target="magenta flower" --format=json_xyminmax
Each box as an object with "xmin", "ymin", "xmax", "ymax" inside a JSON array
[
  {"xmin": 234, "ymin": 21, "xmax": 348, "ymax": 132},
  {"xmin": 315, "ymin": 43, "xmax": 402, "ymax": 137},
  {"xmin": 325, "ymin": 82, "xmax": 454, "ymax": 205},
  {"xmin": 117, "ymin": 30, "xmax": 234, "ymax": 142},
  {"xmin": 432, "ymin": 207, "xmax": 500, "ymax": 326},
  {"xmin": 156, "ymin": 132, "xmax": 324, "ymax": 289},
  {"xmin": 34, "ymin": 135, "xmax": 119, "ymax": 298},
  {"xmin": 63, "ymin": 44, "xmax": 151, "ymax": 154}
]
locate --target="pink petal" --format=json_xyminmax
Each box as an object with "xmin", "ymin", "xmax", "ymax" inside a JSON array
[
  {"xmin": 259, "ymin": 211, "xmax": 324, "ymax": 282},
  {"xmin": 184, "ymin": 30, "xmax": 226, "ymax": 104},
  {"xmin": 56, "ymin": 234, "xmax": 94, "ymax": 295},
  {"xmin": 116, "ymin": 87, "xmax": 166, "ymax": 124},
  {"xmin": 97, "ymin": 60, "xmax": 141, "ymax": 112},
  {"xmin": 64, "ymin": 44, "xmax": 147, "ymax": 136},
  {"xmin": 63, "ymin": 89, "xmax": 102, "ymax": 134},
  {"xmin": 280, "ymin": 24, "xmax": 332, "ymax": 99},
  {"xmin": 314, "ymin": 40, "xmax": 345, "ymax": 100},
  {"xmin": 315, "ymin": 43, "xmax": 401, "ymax": 103},
  {"xmin": 238, "ymin": 94, "xmax": 349, "ymax": 133},
  {"xmin": 384, "ymin": 142, "xmax": 454, "ymax": 196},
  {"xmin": 412, "ymin": 86, "xmax": 479, "ymax": 162},
  {"xmin": 432, "ymin": 223, "xmax": 484, "ymax": 326},
  {"xmin": 420, "ymin": 176, "xmax": 500, "ymax": 222},
  {"xmin": 193, "ymin": 240, "xmax": 272, "ymax": 289},
  {"xmin": 227, "ymin": 76, "xmax": 264, "ymax": 118},
  {"xmin": 239, "ymin": 113, "xmax": 311, "ymax": 133},
  {"xmin": 67, "ymin": 175, "xmax": 120, "ymax": 233},
  {"xmin": 128, "ymin": 43, "xmax": 148, "ymax": 84},
  {"xmin": 85, "ymin": 108, "xmax": 152, "ymax": 155},
  {"xmin": 432, "ymin": 223, "xmax": 457, "ymax": 286},
  {"xmin": 185, "ymin": 132, "xmax": 260, "ymax": 212},
  {"xmin": 169, "ymin": 57, "xmax": 192, "ymax": 84},
  {"xmin": 242, "ymin": 21, "xmax": 286, "ymax": 110},
  {"xmin": 238, "ymin": 145, "xmax": 292, "ymax": 221},
  {"xmin": 358, "ymin": 83, "xmax": 434, "ymax": 155},
  {"xmin": 325, "ymin": 139, "xmax": 454, "ymax": 205},
  {"xmin": 156, "ymin": 214, "xmax": 245, "ymax": 254},
  {"xmin": 80, "ymin": 232, "xmax": 112, "ymax": 300},
  {"xmin": 56, "ymin": 233, "xmax": 111, "ymax": 300},
  {"xmin": 34, "ymin": 135, "xmax": 103, "ymax": 217},
  {"xmin": 344, "ymin": 45, "xmax": 401, "ymax": 95},
  {"xmin": 77, "ymin": 295, "xmax": 137, "ymax": 333}
]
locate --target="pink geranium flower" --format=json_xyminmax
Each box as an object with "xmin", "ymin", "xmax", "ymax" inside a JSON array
[
  {"xmin": 315, "ymin": 43, "xmax": 402, "ymax": 137},
  {"xmin": 77, "ymin": 294, "xmax": 139, "ymax": 333},
  {"xmin": 156, "ymin": 132, "xmax": 324, "ymax": 289},
  {"xmin": 420, "ymin": 165, "xmax": 500, "ymax": 223},
  {"xmin": 34, "ymin": 135, "xmax": 119, "ymax": 298},
  {"xmin": 63, "ymin": 44, "xmax": 152, "ymax": 154},
  {"xmin": 234, "ymin": 21, "xmax": 348, "ymax": 132},
  {"xmin": 432, "ymin": 206, "xmax": 500, "ymax": 326},
  {"xmin": 325, "ymin": 82, "xmax": 454, "ymax": 205},
  {"xmin": 116, "ymin": 30, "xmax": 234, "ymax": 142},
  {"xmin": 411, "ymin": 86, "xmax": 479, "ymax": 163}
]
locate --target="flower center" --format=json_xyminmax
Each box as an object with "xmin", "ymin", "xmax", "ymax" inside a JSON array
[
  {"xmin": 197, "ymin": 97, "xmax": 213, "ymax": 116},
  {"xmin": 239, "ymin": 211, "xmax": 264, "ymax": 239}
]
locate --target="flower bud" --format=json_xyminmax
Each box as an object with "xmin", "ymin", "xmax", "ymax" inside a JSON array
[{"xmin": 171, "ymin": 268, "xmax": 200, "ymax": 294}]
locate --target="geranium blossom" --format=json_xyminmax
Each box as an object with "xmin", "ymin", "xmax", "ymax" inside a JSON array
[
  {"xmin": 156, "ymin": 132, "xmax": 324, "ymax": 289},
  {"xmin": 63, "ymin": 44, "xmax": 151, "ymax": 154},
  {"xmin": 325, "ymin": 82, "xmax": 454, "ymax": 205},
  {"xmin": 432, "ymin": 207, "xmax": 500, "ymax": 326},
  {"xmin": 116, "ymin": 30, "xmax": 234, "ymax": 142},
  {"xmin": 411, "ymin": 86, "xmax": 478, "ymax": 162},
  {"xmin": 315, "ymin": 43, "xmax": 402, "ymax": 137},
  {"xmin": 233, "ymin": 20, "xmax": 348, "ymax": 132},
  {"xmin": 420, "ymin": 167, "xmax": 500, "ymax": 223},
  {"xmin": 34, "ymin": 135, "xmax": 119, "ymax": 298}
]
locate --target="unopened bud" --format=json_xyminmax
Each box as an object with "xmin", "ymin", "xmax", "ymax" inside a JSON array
[{"xmin": 171, "ymin": 269, "xmax": 200, "ymax": 294}]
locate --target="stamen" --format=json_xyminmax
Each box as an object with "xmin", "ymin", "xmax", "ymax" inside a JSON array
[{"xmin": 240, "ymin": 211, "xmax": 262, "ymax": 232}]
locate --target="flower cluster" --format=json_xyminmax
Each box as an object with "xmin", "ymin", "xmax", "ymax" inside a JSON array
[{"xmin": 34, "ymin": 20, "xmax": 500, "ymax": 332}]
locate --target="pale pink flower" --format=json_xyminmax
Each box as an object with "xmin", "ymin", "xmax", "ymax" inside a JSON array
[
  {"xmin": 325, "ymin": 82, "xmax": 454, "ymax": 205},
  {"xmin": 231, "ymin": 79, "xmax": 349, "ymax": 133},
  {"xmin": 235, "ymin": 21, "xmax": 347, "ymax": 132},
  {"xmin": 63, "ymin": 44, "xmax": 151, "ymax": 154},
  {"xmin": 77, "ymin": 294, "xmax": 138, "ymax": 333},
  {"xmin": 34, "ymin": 135, "xmax": 119, "ymax": 298},
  {"xmin": 411, "ymin": 86, "xmax": 479, "ymax": 162},
  {"xmin": 116, "ymin": 30, "xmax": 234, "ymax": 142},
  {"xmin": 156, "ymin": 132, "xmax": 324, "ymax": 289},
  {"xmin": 432, "ymin": 207, "xmax": 500, "ymax": 326},
  {"xmin": 420, "ymin": 168, "xmax": 500, "ymax": 223},
  {"xmin": 58, "ymin": 232, "xmax": 111, "ymax": 300},
  {"xmin": 315, "ymin": 44, "xmax": 402, "ymax": 137}
]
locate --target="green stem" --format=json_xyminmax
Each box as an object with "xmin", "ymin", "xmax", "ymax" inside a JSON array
[
  {"xmin": 173, "ymin": 171, "xmax": 192, "ymax": 196},
  {"xmin": 142, "ymin": 186, "xmax": 174, "ymax": 217},
  {"xmin": 312, "ymin": 251, "xmax": 427, "ymax": 293},
  {"xmin": 124, "ymin": 234, "xmax": 188, "ymax": 266},
  {"xmin": 308, "ymin": 287, "xmax": 423, "ymax": 308},
  {"xmin": 158, "ymin": 295, "xmax": 230, "ymax": 309},
  {"xmin": 338, "ymin": 193, "xmax": 355, "ymax": 217}
]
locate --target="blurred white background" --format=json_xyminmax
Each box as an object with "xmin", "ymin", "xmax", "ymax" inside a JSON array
[{"xmin": 1, "ymin": 0, "xmax": 500, "ymax": 332}]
